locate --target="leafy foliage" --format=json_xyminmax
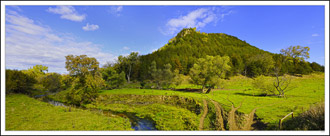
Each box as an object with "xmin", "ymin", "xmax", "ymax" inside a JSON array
[
  {"xmin": 65, "ymin": 55, "xmax": 104, "ymax": 105},
  {"xmin": 41, "ymin": 73, "xmax": 62, "ymax": 93},
  {"xmin": 101, "ymin": 66, "xmax": 126, "ymax": 89},
  {"xmin": 189, "ymin": 55, "xmax": 231, "ymax": 93},
  {"xmin": 115, "ymin": 52, "xmax": 139, "ymax": 83},
  {"xmin": 5, "ymin": 69, "xmax": 37, "ymax": 95}
]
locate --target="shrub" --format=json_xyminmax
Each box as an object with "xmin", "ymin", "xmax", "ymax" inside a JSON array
[
  {"xmin": 283, "ymin": 103, "xmax": 324, "ymax": 130},
  {"xmin": 252, "ymin": 75, "xmax": 275, "ymax": 95},
  {"xmin": 5, "ymin": 69, "xmax": 37, "ymax": 95}
]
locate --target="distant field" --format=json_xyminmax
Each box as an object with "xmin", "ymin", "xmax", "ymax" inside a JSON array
[
  {"xmin": 100, "ymin": 73, "xmax": 325, "ymax": 128},
  {"xmin": 5, "ymin": 94, "xmax": 132, "ymax": 130}
]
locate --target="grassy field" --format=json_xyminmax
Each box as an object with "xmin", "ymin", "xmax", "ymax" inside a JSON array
[
  {"xmin": 7, "ymin": 73, "xmax": 324, "ymax": 130},
  {"xmin": 100, "ymin": 73, "xmax": 325, "ymax": 129},
  {"xmin": 5, "ymin": 94, "xmax": 133, "ymax": 130}
]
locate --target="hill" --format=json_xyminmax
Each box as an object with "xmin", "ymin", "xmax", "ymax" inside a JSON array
[{"xmin": 138, "ymin": 28, "xmax": 276, "ymax": 80}]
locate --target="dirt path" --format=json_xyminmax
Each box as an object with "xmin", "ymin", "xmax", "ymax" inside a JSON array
[
  {"xmin": 227, "ymin": 99, "xmax": 245, "ymax": 131},
  {"xmin": 199, "ymin": 99, "xmax": 208, "ymax": 130},
  {"xmin": 243, "ymin": 108, "xmax": 257, "ymax": 130},
  {"xmin": 211, "ymin": 100, "xmax": 225, "ymax": 130}
]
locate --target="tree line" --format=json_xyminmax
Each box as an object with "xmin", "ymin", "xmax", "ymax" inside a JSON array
[{"xmin": 6, "ymin": 28, "xmax": 324, "ymax": 103}]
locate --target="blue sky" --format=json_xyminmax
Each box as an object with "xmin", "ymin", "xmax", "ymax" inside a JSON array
[{"xmin": 5, "ymin": 5, "xmax": 325, "ymax": 73}]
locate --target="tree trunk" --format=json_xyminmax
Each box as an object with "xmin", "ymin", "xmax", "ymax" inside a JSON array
[
  {"xmin": 205, "ymin": 88, "xmax": 212, "ymax": 94},
  {"xmin": 201, "ymin": 85, "xmax": 206, "ymax": 93}
]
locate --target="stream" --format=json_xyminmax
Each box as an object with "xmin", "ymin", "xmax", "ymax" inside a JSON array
[{"xmin": 42, "ymin": 98, "xmax": 157, "ymax": 130}]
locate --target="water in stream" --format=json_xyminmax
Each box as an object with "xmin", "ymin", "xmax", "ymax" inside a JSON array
[{"xmin": 43, "ymin": 97, "xmax": 157, "ymax": 130}]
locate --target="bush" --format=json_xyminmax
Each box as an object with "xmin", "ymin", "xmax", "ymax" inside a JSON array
[
  {"xmin": 5, "ymin": 69, "xmax": 37, "ymax": 95},
  {"xmin": 283, "ymin": 103, "xmax": 324, "ymax": 130},
  {"xmin": 252, "ymin": 75, "xmax": 275, "ymax": 95},
  {"xmin": 41, "ymin": 73, "xmax": 62, "ymax": 93},
  {"xmin": 66, "ymin": 75, "xmax": 104, "ymax": 105}
]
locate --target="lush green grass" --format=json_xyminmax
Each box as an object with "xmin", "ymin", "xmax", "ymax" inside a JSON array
[
  {"xmin": 100, "ymin": 73, "xmax": 325, "ymax": 129},
  {"xmin": 5, "ymin": 94, "xmax": 133, "ymax": 130},
  {"xmin": 86, "ymin": 94, "xmax": 201, "ymax": 130}
]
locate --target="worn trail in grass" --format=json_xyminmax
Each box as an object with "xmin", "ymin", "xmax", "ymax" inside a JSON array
[{"xmin": 100, "ymin": 73, "xmax": 324, "ymax": 129}]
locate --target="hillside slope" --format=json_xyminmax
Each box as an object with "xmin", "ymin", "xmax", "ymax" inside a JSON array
[{"xmin": 138, "ymin": 28, "xmax": 274, "ymax": 79}]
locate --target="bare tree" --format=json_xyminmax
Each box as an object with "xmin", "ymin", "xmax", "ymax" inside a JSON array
[{"xmin": 273, "ymin": 67, "xmax": 292, "ymax": 97}]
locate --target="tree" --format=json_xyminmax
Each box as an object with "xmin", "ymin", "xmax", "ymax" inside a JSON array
[
  {"xmin": 117, "ymin": 52, "xmax": 139, "ymax": 83},
  {"xmin": 6, "ymin": 69, "xmax": 37, "ymax": 95},
  {"xmin": 65, "ymin": 55, "xmax": 99, "ymax": 77},
  {"xmin": 101, "ymin": 66, "xmax": 126, "ymax": 89},
  {"xmin": 252, "ymin": 75, "xmax": 276, "ymax": 95},
  {"xmin": 65, "ymin": 55, "xmax": 104, "ymax": 105},
  {"xmin": 189, "ymin": 55, "xmax": 231, "ymax": 93},
  {"xmin": 273, "ymin": 72, "xmax": 292, "ymax": 97},
  {"xmin": 280, "ymin": 45, "xmax": 310, "ymax": 73},
  {"xmin": 23, "ymin": 65, "xmax": 49, "ymax": 95},
  {"xmin": 41, "ymin": 73, "xmax": 62, "ymax": 93},
  {"xmin": 173, "ymin": 69, "xmax": 184, "ymax": 89},
  {"xmin": 246, "ymin": 54, "xmax": 274, "ymax": 77},
  {"xmin": 161, "ymin": 63, "xmax": 174, "ymax": 89},
  {"xmin": 149, "ymin": 61, "xmax": 159, "ymax": 89}
]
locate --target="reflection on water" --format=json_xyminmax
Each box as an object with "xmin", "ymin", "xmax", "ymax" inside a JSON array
[{"xmin": 131, "ymin": 117, "xmax": 157, "ymax": 130}]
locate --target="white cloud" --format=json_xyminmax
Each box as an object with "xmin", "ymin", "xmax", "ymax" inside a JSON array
[
  {"xmin": 5, "ymin": 10, "xmax": 115, "ymax": 73},
  {"xmin": 109, "ymin": 6, "xmax": 123, "ymax": 16},
  {"xmin": 82, "ymin": 23, "xmax": 99, "ymax": 31},
  {"xmin": 312, "ymin": 33, "xmax": 319, "ymax": 37},
  {"xmin": 123, "ymin": 46, "xmax": 130, "ymax": 50},
  {"xmin": 161, "ymin": 7, "xmax": 233, "ymax": 35},
  {"xmin": 47, "ymin": 6, "xmax": 86, "ymax": 22}
]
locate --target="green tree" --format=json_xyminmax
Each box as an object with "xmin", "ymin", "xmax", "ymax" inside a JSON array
[
  {"xmin": 65, "ymin": 55, "xmax": 99, "ymax": 77},
  {"xmin": 6, "ymin": 69, "xmax": 37, "ymax": 95},
  {"xmin": 149, "ymin": 61, "xmax": 162, "ymax": 89},
  {"xmin": 280, "ymin": 45, "xmax": 310, "ymax": 73},
  {"xmin": 189, "ymin": 55, "xmax": 231, "ymax": 93},
  {"xmin": 65, "ymin": 55, "xmax": 104, "ymax": 105},
  {"xmin": 161, "ymin": 63, "xmax": 174, "ymax": 89},
  {"xmin": 41, "ymin": 73, "xmax": 62, "ymax": 93},
  {"xmin": 22, "ymin": 65, "xmax": 49, "ymax": 95},
  {"xmin": 101, "ymin": 66, "xmax": 126, "ymax": 89},
  {"xmin": 117, "ymin": 52, "xmax": 139, "ymax": 83},
  {"xmin": 173, "ymin": 69, "xmax": 184, "ymax": 89}
]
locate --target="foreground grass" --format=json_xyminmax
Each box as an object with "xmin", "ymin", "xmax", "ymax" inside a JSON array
[
  {"xmin": 6, "ymin": 94, "xmax": 132, "ymax": 130},
  {"xmin": 101, "ymin": 73, "xmax": 325, "ymax": 129}
]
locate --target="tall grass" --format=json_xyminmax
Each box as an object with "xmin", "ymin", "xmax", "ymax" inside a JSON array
[{"xmin": 282, "ymin": 102, "xmax": 324, "ymax": 130}]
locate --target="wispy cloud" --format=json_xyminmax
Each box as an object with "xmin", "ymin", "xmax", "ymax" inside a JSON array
[
  {"xmin": 312, "ymin": 33, "xmax": 319, "ymax": 37},
  {"xmin": 123, "ymin": 46, "xmax": 130, "ymax": 50},
  {"xmin": 82, "ymin": 23, "xmax": 99, "ymax": 31},
  {"xmin": 5, "ymin": 10, "xmax": 115, "ymax": 73},
  {"xmin": 161, "ymin": 7, "xmax": 233, "ymax": 35},
  {"xmin": 109, "ymin": 6, "xmax": 123, "ymax": 16},
  {"xmin": 47, "ymin": 6, "xmax": 86, "ymax": 22}
]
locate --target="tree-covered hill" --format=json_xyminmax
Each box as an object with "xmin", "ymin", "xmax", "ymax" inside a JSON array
[{"xmin": 138, "ymin": 28, "xmax": 277, "ymax": 80}]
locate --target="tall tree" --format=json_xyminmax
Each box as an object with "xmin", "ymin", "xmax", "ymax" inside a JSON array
[
  {"xmin": 161, "ymin": 63, "xmax": 174, "ymax": 89},
  {"xmin": 117, "ymin": 52, "xmax": 139, "ymax": 83},
  {"xmin": 101, "ymin": 66, "xmax": 126, "ymax": 89},
  {"xmin": 65, "ymin": 55, "xmax": 104, "ymax": 105},
  {"xmin": 280, "ymin": 45, "xmax": 310, "ymax": 72},
  {"xmin": 65, "ymin": 55, "xmax": 99, "ymax": 77},
  {"xmin": 189, "ymin": 55, "xmax": 231, "ymax": 93}
]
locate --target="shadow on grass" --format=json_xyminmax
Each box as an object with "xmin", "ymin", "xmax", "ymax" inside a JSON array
[{"xmin": 234, "ymin": 92, "xmax": 268, "ymax": 97}]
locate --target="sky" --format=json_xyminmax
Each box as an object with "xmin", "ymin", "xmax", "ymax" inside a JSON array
[{"xmin": 4, "ymin": 5, "xmax": 325, "ymax": 73}]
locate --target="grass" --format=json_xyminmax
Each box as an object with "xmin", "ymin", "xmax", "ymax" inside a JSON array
[
  {"xmin": 5, "ymin": 94, "xmax": 133, "ymax": 130},
  {"xmin": 100, "ymin": 73, "xmax": 325, "ymax": 129},
  {"xmin": 12, "ymin": 73, "xmax": 323, "ymax": 130}
]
